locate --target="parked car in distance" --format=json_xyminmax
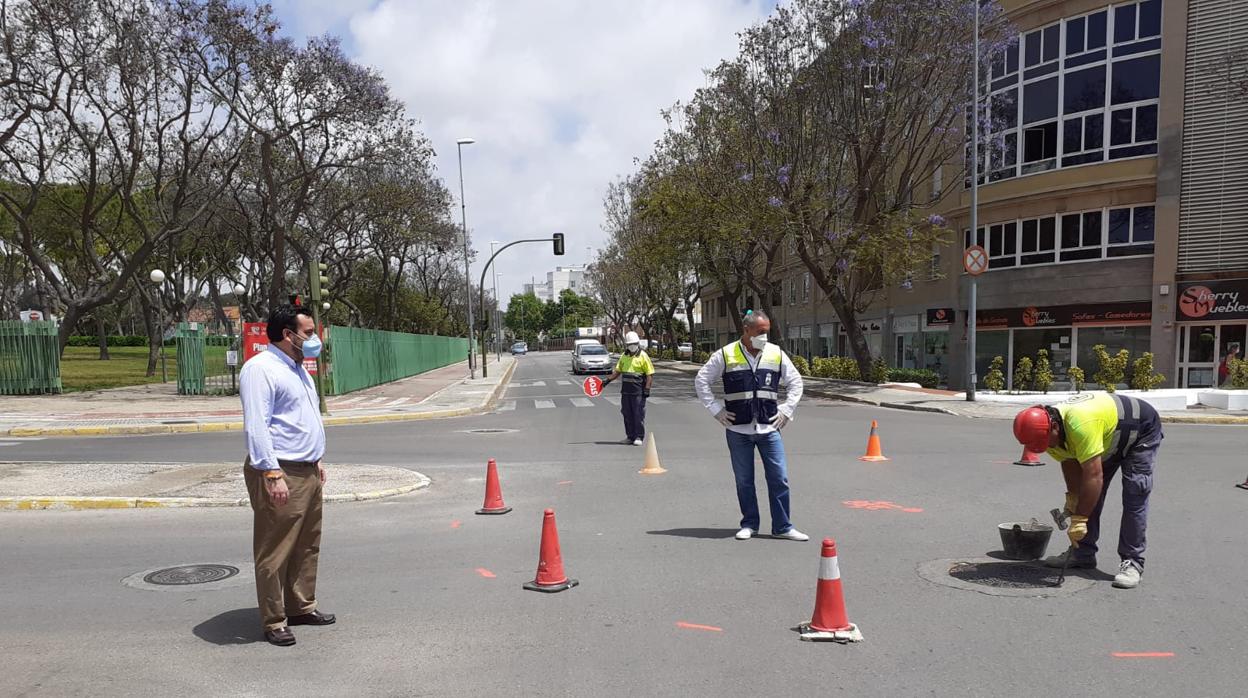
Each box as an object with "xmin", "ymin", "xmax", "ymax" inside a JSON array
[
  {"xmin": 510, "ymin": 342, "xmax": 528, "ymax": 355},
  {"xmin": 678, "ymin": 342, "xmax": 693, "ymax": 357},
  {"xmin": 571, "ymin": 342, "xmax": 612, "ymax": 375}
]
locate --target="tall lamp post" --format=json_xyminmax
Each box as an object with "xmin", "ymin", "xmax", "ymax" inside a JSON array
[
  {"xmin": 456, "ymin": 137, "xmax": 477, "ymax": 379},
  {"xmin": 229, "ymin": 282, "xmax": 245, "ymax": 392},
  {"xmin": 149, "ymin": 269, "xmax": 168, "ymax": 383},
  {"xmin": 967, "ymin": 2, "xmax": 980, "ymax": 401},
  {"xmin": 490, "ymin": 240, "xmax": 503, "ymax": 362}
]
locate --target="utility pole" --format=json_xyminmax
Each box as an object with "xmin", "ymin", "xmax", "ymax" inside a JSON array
[
  {"xmin": 967, "ymin": 2, "xmax": 980, "ymax": 402},
  {"xmin": 456, "ymin": 138, "xmax": 477, "ymax": 378}
]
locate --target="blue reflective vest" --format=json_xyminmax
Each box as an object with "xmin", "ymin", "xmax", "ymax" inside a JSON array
[{"xmin": 721, "ymin": 342, "xmax": 784, "ymax": 426}]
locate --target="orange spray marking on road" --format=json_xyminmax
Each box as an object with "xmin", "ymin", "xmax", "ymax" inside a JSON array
[
  {"xmin": 842, "ymin": 500, "xmax": 923, "ymax": 513},
  {"xmin": 676, "ymin": 622, "xmax": 723, "ymax": 632},
  {"xmin": 1112, "ymin": 652, "xmax": 1175, "ymax": 658},
  {"xmin": 475, "ymin": 568, "xmax": 496, "ymax": 578},
  {"xmin": 450, "ymin": 520, "xmax": 462, "ymax": 529},
  {"xmin": 556, "ymin": 480, "xmax": 573, "ymax": 485}
]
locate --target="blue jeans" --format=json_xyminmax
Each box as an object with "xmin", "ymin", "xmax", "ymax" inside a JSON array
[
  {"xmin": 1076, "ymin": 424, "xmax": 1161, "ymax": 569},
  {"xmin": 725, "ymin": 430, "xmax": 792, "ymax": 535},
  {"xmin": 621, "ymin": 394, "xmax": 646, "ymax": 442}
]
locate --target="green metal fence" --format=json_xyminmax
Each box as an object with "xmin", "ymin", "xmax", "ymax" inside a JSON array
[
  {"xmin": 175, "ymin": 323, "xmax": 241, "ymax": 396},
  {"xmin": 327, "ymin": 326, "xmax": 469, "ymax": 395},
  {"xmin": 0, "ymin": 320, "xmax": 62, "ymax": 394}
]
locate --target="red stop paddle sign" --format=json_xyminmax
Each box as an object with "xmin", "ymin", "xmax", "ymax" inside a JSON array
[{"xmin": 583, "ymin": 376, "xmax": 604, "ymax": 397}]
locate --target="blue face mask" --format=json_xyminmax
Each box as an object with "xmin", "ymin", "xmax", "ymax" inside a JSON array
[{"xmin": 299, "ymin": 333, "xmax": 323, "ymax": 359}]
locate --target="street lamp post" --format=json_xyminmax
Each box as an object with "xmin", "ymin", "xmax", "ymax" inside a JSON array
[
  {"xmin": 229, "ymin": 282, "xmax": 245, "ymax": 393},
  {"xmin": 149, "ymin": 269, "xmax": 168, "ymax": 383},
  {"xmin": 490, "ymin": 240, "xmax": 504, "ymax": 362},
  {"xmin": 967, "ymin": 3, "xmax": 980, "ymax": 402},
  {"xmin": 456, "ymin": 137, "xmax": 477, "ymax": 379}
]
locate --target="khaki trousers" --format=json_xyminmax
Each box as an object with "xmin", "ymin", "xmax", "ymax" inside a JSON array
[{"xmin": 244, "ymin": 460, "xmax": 323, "ymax": 632}]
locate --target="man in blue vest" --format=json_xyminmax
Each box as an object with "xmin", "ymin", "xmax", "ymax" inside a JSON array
[{"xmin": 695, "ymin": 310, "xmax": 807, "ymax": 541}]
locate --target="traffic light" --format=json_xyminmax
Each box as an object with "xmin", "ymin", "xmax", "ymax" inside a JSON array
[
  {"xmin": 309, "ymin": 261, "xmax": 330, "ymax": 303},
  {"xmin": 553, "ymin": 232, "xmax": 565, "ymax": 256}
]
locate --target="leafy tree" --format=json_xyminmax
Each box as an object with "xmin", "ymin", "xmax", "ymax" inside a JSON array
[
  {"xmin": 1014, "ymin": 356, "xmax": 1033, "ymax": 393},
  {"xmin": 1033, "ymin": 349, "xmax": 1053, "ymax": 394},
  {"xmin": 984, "ymin": 356, "xmax": 1006, "ymax": 393},
  {"xmin": 1067, "ymin": 366, "xmax": 1085, "ymax": 393},
  {"xmin": 1130, "ymin": 353, "xmax": 1165, "ymax": 391},
  {"xmin": 1092, "ymin": 345, "xmax": 1130, "ymax": 393}
]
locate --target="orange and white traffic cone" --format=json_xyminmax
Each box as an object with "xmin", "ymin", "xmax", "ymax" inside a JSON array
[
  {"xmin": 475, "ymin": 458, "xmax": 512, "ymax": 515},
  {"xmin": 523, "ymin": 508, "xmax": 579, "ymax": 593},
  {"xmin": 638, "ymin": 433, "xmax": 667, "ymax": 475},
  {"xmin": 1014, "ymin": 447, "xmax": 1045, "ymax": 466},
  {"xmin": 797, "ymin": 538, "xmax": 864, "ymax": 642},
  {"xmin": 858, "ymin": 420, "xmax": 889, "ymax": 462}
]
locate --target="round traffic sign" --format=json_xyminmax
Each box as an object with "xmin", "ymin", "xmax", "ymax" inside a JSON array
[
  {"xmin": 964, "ymin": 245, "xmax": 988, "ymax": 276},
  {"xmin": 583, "ymin": 375, "xmax": 604, "ymax": 397}
]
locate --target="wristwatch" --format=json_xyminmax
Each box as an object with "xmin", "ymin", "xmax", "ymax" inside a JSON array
[{"xmin": 263, "ymin": 470, "xmax": 285, "ymax": 480}]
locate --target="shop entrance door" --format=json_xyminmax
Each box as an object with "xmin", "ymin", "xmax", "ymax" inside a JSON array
[{"xmin": 1178, "ymin": 324, "xmax": 1223, "ymax": 388}]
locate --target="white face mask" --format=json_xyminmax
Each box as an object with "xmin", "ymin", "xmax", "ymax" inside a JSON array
[
  {"xmin": 750, "ymin": 333, "xmax": 768, "ymax": 350},
  {"xmin": 627, "ymin": 344, "xmax": 639, "ymax": 353}
]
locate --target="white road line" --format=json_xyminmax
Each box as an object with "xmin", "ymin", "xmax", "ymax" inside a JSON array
[
  {"xmin": 556, "ymin": 380, "xmax": 573, "ymax": 386},
  {"xmin": 570, "ymin": 397, "xmax": 593, "ymax": 407},
  {"xmin": 366, "ymin": 397, "xmax": 390, "ymax": 404},
  {"xmin": 647, "ymin": 396, "xmax": 670, "ymax": 404},
  {"xmin": 386, "ymin": 397, "xmax": 411, "ymax": 406},
  {"xmin": 333, "ymin": 396, "xmax": 366, "ymax": 405},
  {"xmin": 497, "ymin": 401, "xmax": 516, "ymax": 412},
  {"xmin": 535, "ymin": 400, "xmax": 556, "ymax": 409},
  {"xmin": 527, "ymin": 381, "xmax": 547, "ymax": 387},
  {"xmin": 604, "ymin": 396, "xmax": 621, "ymax": 406}
]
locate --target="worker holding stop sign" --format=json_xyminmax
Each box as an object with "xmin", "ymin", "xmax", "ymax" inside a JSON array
[{"xmin": 599, "ymin": 331, "xmax": 653, "ymax": 446}]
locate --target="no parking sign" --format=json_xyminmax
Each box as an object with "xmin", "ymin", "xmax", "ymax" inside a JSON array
[{"xmin": 583, "ymin": 376, "xmax": 604, "ymax": 397}]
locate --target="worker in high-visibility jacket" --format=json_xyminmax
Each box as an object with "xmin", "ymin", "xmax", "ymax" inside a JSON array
[
  {"xmin": 602, "ymin": 332, "xmax": 653, "ymax": 446},
  {"xmin": 694, "ymin": 310, "xmax": 808, "ymax": 542}
]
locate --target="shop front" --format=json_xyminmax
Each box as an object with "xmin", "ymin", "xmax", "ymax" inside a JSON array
[
  {"xmin": 1175, "ymin": 279, "xmax": 1248, "ymax": 387},
  {"xmin": 892, "ymin": 314, "xmax": 922, "ymax": 369},
  {"xmin": 839, "ymin": 319, "xmax": 883, "ymax": 359},
  {"xmin": 923, "ymin": 308, "xmax": 954, "ymax": 385},
  {"xmin": 974, "ymin": 301, "xmax": 1152, "ymax": 389}
]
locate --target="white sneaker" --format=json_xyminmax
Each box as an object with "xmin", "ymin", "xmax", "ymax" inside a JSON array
[
  {"xmin": 734, "ymin": 527, "xmax": 756, "ymax": 540},
  {"xmin": 1113, "ymin": 560, "xmax": 1142, "ymax": 589},
  {"xmin": 632, "ymin": 439, "xmax": 643, "ymax": 446},
  {"xmin": 776, "ymin": 528, "xmax": 810, "ymax": 542}
]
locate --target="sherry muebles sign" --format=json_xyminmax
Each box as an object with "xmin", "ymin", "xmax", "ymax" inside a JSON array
[{"xmin": 1176, "ymin": 279, "xmax": 1248, "ymax": 321}]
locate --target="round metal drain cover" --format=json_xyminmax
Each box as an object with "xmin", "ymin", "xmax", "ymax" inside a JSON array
[
  {"xmin": 464, "ymin": 428, "xmax": 517, "ymax": 434},
  {"xmin": 916, "ymin": 558, "xmax": 1094, "ymax": 598},
  {"xmin": 144, "ymin": 564, "xmax": 239, "ymax": 586},
  {"xmin": 948, "ymin": 561, "xmax": 1056, "ymax": 588}
]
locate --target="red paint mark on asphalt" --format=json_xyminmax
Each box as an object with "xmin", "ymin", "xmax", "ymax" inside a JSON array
[
  {"xmin": 676, "ymin": 622, "xmax": 723, "ymax": 632},
  {"xmin": 1112, "ymin": 652, "xmax": 1175, "ymax": 658},
  {"xmin": 450, "ymin": 520, "xmax": 462, "ymax": 529},
  {"xmin": 475, "ymin": 568, "xmax": 496, "ymax": 578},
  {"xmin": 843, "ymin": 500, "xmax": 923, "ymax": 513},
  {"xmin": 557, "ymin": 480, "xmax": 574, "ymax": 485}
]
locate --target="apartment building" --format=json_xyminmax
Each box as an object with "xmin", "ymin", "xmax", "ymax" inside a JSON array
[{"xmin": 698, "ymin": 0, "xmax": 1247, "ymax": 389}]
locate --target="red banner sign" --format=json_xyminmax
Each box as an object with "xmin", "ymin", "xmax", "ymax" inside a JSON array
[{"xmin": 241, "ymin": 321, "xmax": 319, "ymax": 375}]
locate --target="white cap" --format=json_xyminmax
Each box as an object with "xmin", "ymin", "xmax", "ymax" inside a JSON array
[{"xmin": 624, "ymin": 331, "xmax": 640, "ymax": 344}]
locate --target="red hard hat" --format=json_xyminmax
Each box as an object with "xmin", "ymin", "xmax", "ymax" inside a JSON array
[{"xmin": 1013, "ymin": 406, "xmax": 1051, "ymax": 453}]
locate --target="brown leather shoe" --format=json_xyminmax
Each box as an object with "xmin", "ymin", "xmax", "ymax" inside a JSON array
[
  {"xmin": 265, "ymin": 627, "xmax": 296, "ymax": 646},
  {"xmin": 288, "ymin": 610, "xmax": 336, "ymax": 626}
]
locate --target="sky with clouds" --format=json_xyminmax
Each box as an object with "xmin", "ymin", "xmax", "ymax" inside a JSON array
[{"xmin": 267, "ymin": 0, "xmax": 775, "ymax": 305}]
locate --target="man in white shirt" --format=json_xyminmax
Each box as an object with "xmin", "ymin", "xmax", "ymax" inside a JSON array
[
  {"xmin": 695, "ymin": 310, "xmax": 808, "ymax": 541},
  {"xmin": 239, "ymin": 304, "xmax": 334, "ymax": 646}
]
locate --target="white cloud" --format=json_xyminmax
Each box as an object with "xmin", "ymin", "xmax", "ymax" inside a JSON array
[{"xmin": 274, "ymin": 0, "xmax": 773, "ymax": 302}]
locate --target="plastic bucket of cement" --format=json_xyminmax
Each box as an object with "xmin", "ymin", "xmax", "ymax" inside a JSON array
[{"xmin": 997, "ymin": 522, "xmax": 1053, "ymax": 560}]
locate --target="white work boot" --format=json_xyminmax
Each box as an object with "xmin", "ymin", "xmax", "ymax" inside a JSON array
[
  {"xmin": 776, "ymin": 528, "xmax": 810, "ymax": 542},
  {"xmin": 734, "ymin": 527, "xmax": 756, "ymax": 540},
  {"xmin": 1042, "ymin": 549, "xmax": 1096, "ymax": 569},
  {"xmin": 1113, "ymin": 560, "xmax": 1142, "ymax": 589}
]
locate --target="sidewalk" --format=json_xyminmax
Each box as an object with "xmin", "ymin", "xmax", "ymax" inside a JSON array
[
  {"xmin": 653, "ymin": 359, "xmax": 1248, "ymax": 424},
  {"xmin": 0, "ymin": 355, "xmax": 516, "ymax": 437}
]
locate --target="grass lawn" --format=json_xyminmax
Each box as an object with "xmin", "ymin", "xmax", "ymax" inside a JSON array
[{"xmin": 59, "ymin": 345, "xmax": 228, "ymax": 392}]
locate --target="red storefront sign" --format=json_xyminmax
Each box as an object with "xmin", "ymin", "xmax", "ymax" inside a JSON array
[
  {"xmin": 976, "ymin": 302, "xmax": 1151, "ymax": 329},
  {"xmin": 241, "ymin": 321, "xmax": 319, "ymax": 374}
]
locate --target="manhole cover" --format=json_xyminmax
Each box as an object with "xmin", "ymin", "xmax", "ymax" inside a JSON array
[
  {"xmin": 463, "ymin": 428, "xmax": 517, "ymax": 434},
  {"xmin": 948, "ymin": 561, "xmax": 1057, "ymax": 588},
  {"xmin": 916, "ymin": 558, "xmax": 1094, "ymax": 597},
  {"xmin": 143, "ymin": 564, "xmax": 239, "ymax": 586}
]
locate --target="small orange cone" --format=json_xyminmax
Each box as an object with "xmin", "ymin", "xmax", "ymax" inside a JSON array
[
  {"xmin": 475, "ymin": 458, "xmax": 512, "ymax": 515},
  {"xmin": 858, "ymin": 421, "xmax": 889, "ymax": 462},
  {"xmin": 1014, "ymin": 446, "xmax": 1045, "ymax": 466},
  {"xmin": 523, "ymin": 508, "xmax": 579, "ymax": 593},
  {"xmin": 797, "ymin": 538, "xmax": 863, "ymax": 642},
  {"xmin": 639, "ymin": 433, "xmax": 667, "ymax": 475}
]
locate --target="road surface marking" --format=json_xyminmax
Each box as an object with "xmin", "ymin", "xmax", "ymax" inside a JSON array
[
  {"xmin": 475, "ymin": 568, "xmax": 496, "ymax": 578},
  {"xmin": 450, "ymin": 520, "xmax": 462, "ymax": 529},
  {"xmin": 843, "ymin": 500, "xmax": 923, "ymax": 513},
  {"xmin": 556, "ymin": 380, "xmax": 573, "ymax": 386},
  {"xmin": 386, "ymin": 397, "xmax": 411, "ymax": 406},
  {"xmin": 333, "ymin": 397, "xmax": 366, "ymax": 405},
  {"xmin": 497, "ymin": 401, "xmax": 516, "ymax": 412},
  {"xmin": 676, "ymin": 622, "xmax": 723, "ymax": 632},
  {"xmin": 557, "ymin": 480, "xmax": 573, "ymax": 485},
  {"xmin": 570, "ymin": 398, "xmax": 593, "ymax": 407},
  {"xmin": 647, "ymin": 396, "xmax": 670, "ymax": 404},
  {"xmin": 604, "ymin": 396, "xmax": 621, "ymax": 406},
  {"xmin": 1112, "ymin": 652, "xmax": 1175, "ymax": 658},
  {"xmin": 535, "ymin": 400, "xmax": 556, "ymax": 409},
  {"xmin": 366, "ymin": 397, "xmax": 389, "ymax": 404}
]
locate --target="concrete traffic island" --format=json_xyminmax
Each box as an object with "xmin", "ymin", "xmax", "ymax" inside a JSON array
[{"xmin": 0, "ymin": 461, "xmax": 430, "ymax": 510}]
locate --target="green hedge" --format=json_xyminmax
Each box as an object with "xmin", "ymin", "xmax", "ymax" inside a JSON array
[
  {"xmin": 885, "ymin": 368, "xmax": 939, "ymax": 388},
  {"xmin": 65, "ymin": 335, "xmax": 154, "ymax": 347}
]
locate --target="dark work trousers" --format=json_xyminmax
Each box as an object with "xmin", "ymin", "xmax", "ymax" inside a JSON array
[
  {"xmin": 1076, "ymin": 406, "xmax": 1163, "ymax": 569},
  {"xmin": 621, "ymin": 394, "xmax": 647, "ymax": 442}
]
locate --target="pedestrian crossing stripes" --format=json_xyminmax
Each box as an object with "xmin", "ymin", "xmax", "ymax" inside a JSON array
[
  {"xmin": 496, "ymin": 396, "xmax": 701, "ymax": 411},
  {"xmin": 556, "ymin": 380, "xmax": 573, "ymax": 386},
  {"xmin": 569, "ymin": 397, "xmax": 593, "ymax": 407},
  {"xmin": 535, "ymin": 400, "xmax": 556, "ymax": 409}
]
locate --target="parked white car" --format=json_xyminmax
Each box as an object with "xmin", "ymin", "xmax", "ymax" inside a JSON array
[{"xmin": 678, "ymin": 342, "xmax": 693, "ymax": 357}]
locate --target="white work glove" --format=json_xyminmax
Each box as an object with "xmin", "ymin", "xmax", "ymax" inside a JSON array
[
  {"xmin": 769, "ymin": 411, "xmax": 790, "ymax": 430},
  {"xmin": 714, "ymin": 409, "xmax": 736, "ymax": 427}
]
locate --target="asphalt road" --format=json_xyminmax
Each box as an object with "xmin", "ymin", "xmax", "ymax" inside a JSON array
[{"xmin": 2, "ymin": 350, "xmax": 1247, "ymax": 696}]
